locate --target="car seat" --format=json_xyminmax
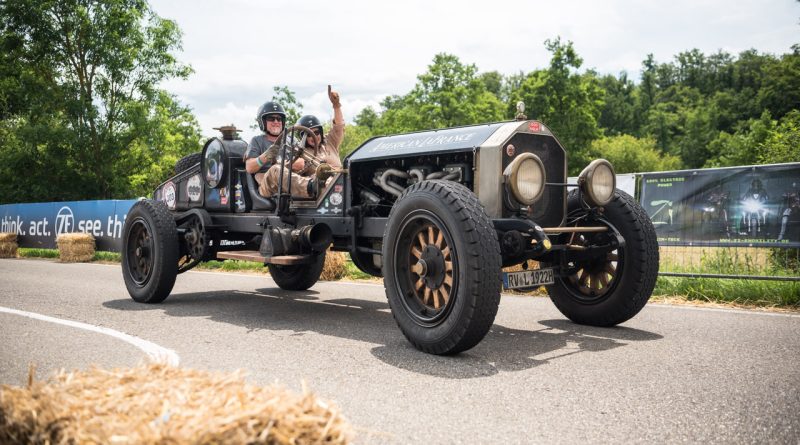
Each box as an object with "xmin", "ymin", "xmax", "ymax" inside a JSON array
[{"xmin": 240, "ymin": 169, "xmax": 276, "ymax": 211}]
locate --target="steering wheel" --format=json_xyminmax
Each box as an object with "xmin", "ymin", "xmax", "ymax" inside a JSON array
[{"xmin": 285, "ymin": 125, "xmax": 319, "ymax": 162}]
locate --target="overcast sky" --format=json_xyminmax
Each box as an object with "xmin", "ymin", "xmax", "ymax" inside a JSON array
[{"xmin": 149, "ymin": 0, "xmax": 799, "ymax": 142}]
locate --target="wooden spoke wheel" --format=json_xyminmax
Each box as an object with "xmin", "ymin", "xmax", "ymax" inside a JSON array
[
  {"xmin": 409, "ymin": 222, "xmax": 454, "ymax": 313},
  {"xmin": 393, "ymin": 213, "xmax": 458, "ymax": 325},
  {"xmin": 383, "ymin": 180, "xmax": 502, "ymax": 355},
  {"xmin": 544, "ymin": 189, "xmax": 659, "ymax": 327},
  {"xmin": 566, "ymin": 233, "xmax": 620, "ymax": 301}
]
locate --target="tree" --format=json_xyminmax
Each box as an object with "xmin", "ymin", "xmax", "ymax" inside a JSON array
[
  {"xmin": 409, "ymin": 53, "xmax": 505, "ymax": 128},
  {"xmin": 117, "ymin": 91, "xmax": 202, "ymax": 196},
  {"xmin": 479, "ymin": 71, "xmax": 503, "ymax": 99},
  {"xmin": 758, "ymin": 45, "xmax": 800, "ymax": 121},
  {"xmin": 589, "ymin": 135, "xmax": 681, "ymax": 174},
  {"xmin": 759, "ymin": 110, "xmax": 800, "ymax": 164},
  {"xmin": 705, "ymin": 111, "xmax": 774, "ymax": 167},
  {"xmin": 354, "ymin": 106, "xmax": 379, "ymax": 130},
  {"xmin": 598, "ymin": 72, "xmax": 637, "ymax": 136},
  {"xmin": 337, "ymin": 124, "xmax": 374, "ymax": 161},
  {"xmin": 511, "ymin": 38, "xmax": 604, "ymax": 172},
  {"xmin": 364, "ymin": 53, "xmax": 506, "ymax": 134},
  {"xmin": 270, "ymin": 85, "xmax": 303, "ymax": 126},
  {"xmin": 0, "ymin": 0, "xmax": 198, "ymax": 202}
]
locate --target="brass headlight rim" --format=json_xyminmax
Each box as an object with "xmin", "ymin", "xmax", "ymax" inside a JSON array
[
  {"xmin": 579, "ymin": 159, "xmax": 616, "ymax": 207},
  {"xmin": 504, "ymin": 152, "xmax": 547, "ymax": 206}
]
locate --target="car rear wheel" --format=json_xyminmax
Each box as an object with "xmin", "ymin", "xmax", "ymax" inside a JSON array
[
  {"xmin": 545, "ymin": 190, "xmax": 659, "ymax": 326},
  {"xmin": 383, "ymin": 180, "xmax": 502, "ymax": 355},
  {"xmin": 121, "ymin": 199, "xmax": 179, "ymax": 303},
  {"xmin": 268, "ymin": 251, "xmax": 326, "ymax": 291}
]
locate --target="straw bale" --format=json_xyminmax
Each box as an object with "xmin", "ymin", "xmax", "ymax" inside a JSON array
[
  {"xmin": 0, "ymin": 363, "xmax": 353, "ymax": 445},
  {"xmin": 0, "ymin": 233, "xmax": 17, "ymax": 258},
  {"xmin": 503, "ymin": 260, "xmax": 541, "ymax": 273},
  {"xmin": 320, "ymin": 250, "xmax": 347, "ymax": 281},
  {"xmin": 56, "ymin": 232, "xmax": 95, "ymax": 262}
]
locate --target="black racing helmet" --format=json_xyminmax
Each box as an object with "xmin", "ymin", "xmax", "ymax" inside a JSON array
[
  {"xmin": 256, "ymin": 101, "xmax": 286, "ymax": 131},
  {"xmin": 296, "ymin": 115, "xmax": 324, "ymax": 145}
]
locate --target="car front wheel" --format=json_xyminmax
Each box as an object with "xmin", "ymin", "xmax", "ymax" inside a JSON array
[
  {"xmin": 383, "ymin": 180, "xmax": 502, "ymax": 355},
  {"xmin": 545, "ymin": 190, "xmax": 659, "ymax": 326}
]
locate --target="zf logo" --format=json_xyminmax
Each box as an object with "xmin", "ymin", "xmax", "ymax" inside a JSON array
[{"xmin": 55, "ymin": 206, "xmax": 74, "ymax": 235}]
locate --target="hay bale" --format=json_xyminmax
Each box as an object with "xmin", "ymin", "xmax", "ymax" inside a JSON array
[
  {"xmin": 56, "ymin": 232, "xmax": 95, "ymax": 262},
  {"xmin": 0, "ymin": 363, "xmax": 354, "ymax": 445},
  {"xmin": 0, "ymin": 232, "xmax": 17, "ymax": 258},
  {"xmin": 503, "ymin": 260, "xmax": 541, "ymax": 273},
  {"xmin": 320, "ymin": 250, "xmax": 347, "ymax": 281}
]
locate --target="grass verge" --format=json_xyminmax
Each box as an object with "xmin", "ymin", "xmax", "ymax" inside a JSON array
[
  {"xmin": 196, "ymin": 259, "xmax": 266, "ymax": 273},
  {"xmin": 654, "ymin": 276, "xmax": 799, "ymax": 308}
]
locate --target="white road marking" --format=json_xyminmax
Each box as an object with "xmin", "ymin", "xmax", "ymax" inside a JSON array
[{"xmin": 0, "ymin": 306, "xmax": 180, "ymax": 365}]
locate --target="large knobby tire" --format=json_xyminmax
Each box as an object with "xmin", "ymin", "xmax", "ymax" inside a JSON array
[
  {"xmin": 268, "ymin": 251, "xmax": 326, "ymax": 291},
  {"xmin": 121, "ymin": 199, "xmax": 179, "ymax": 303},
  {"xmin": 546, "ymin": 189, "xmax": 659, "ymax": 326},
  {"xmin": 175, "ymin": 152, "xmax": 202, "ymax": 174},
  {"xmin": 383, "ymin": 180, "xmax": 502, "ymax": 355}
]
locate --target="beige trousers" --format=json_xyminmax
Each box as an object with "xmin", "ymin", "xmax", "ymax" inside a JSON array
[{"xmin": 259, "ymin": 165, "xmax": 313, "ymax": 198}]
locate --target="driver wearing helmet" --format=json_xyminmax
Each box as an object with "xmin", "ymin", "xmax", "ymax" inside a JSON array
[
  {"xmin": 245, "ymin": 101, "xmax": 304, "ymax": 196},
  {"xmin": 262, "ymin": 85, "xmax": 345, "ymax": 198}
]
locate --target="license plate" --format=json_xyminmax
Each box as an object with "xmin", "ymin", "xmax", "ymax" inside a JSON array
[{"xmin": 502, "ymin": 268, "xmax": 555, "ymax": 290}]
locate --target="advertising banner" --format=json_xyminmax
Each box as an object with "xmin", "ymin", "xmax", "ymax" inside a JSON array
[
  {"xmin": 0, "ymin": 200, "xmax": 136, "ymax": 252},
  {"xmin": 639, "ymin": 163, "xmax": 800, "ymax": 247}
]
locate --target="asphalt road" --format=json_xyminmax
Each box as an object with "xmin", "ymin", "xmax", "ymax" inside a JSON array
[{"xmin": 1, "ymin": 258, "xmax": 799, "ymax": 444}]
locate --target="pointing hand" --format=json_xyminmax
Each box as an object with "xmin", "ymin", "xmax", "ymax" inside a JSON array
[{"xmin": 328, "ymin": 84, "xmax": 340, "ymax": 108}]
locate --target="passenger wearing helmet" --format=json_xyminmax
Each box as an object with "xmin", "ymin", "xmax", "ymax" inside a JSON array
[
  {"xmin": 263, "ymin": 85, "xmax": 345, "ymax": 198},
  {"xmin": 245, "ymin": 101, "xmax": 304, "ymax": 195}
]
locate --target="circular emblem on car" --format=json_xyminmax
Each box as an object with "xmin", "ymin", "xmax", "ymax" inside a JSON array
[
  {"xmin": 506, "ymin": 144, "xmax": 516, "ymax": 157},
  {"xmin": 163, "ymin": 182, "xmax": 177, "ymax": 209},
  {"xmin": 329, "ymin": 192, "xmax": 343, "ymax": 206},
  {"xmin": 187, "ymin": 174, "xmax": 202, "ymax": 202},
  {"xmin": 529, "ymin": 122, "xmax": 541, "ymax": 132}
]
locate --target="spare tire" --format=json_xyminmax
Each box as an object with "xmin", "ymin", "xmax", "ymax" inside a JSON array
[{"xmin": 175, "ymin": 153, "xmax": 202, "ymax": 174}]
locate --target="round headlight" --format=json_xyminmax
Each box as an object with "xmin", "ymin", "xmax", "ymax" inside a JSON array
[
  {"xmin": 579, "ymin": 159, "xmax": 616, "ymax": 206},
  {"xmin": 504, "ymin": 153, "xmax": 546, "ymax": 205},
  {"xmin": 202, "ymin": 138, "xmax": 225, "ymax": 188}
]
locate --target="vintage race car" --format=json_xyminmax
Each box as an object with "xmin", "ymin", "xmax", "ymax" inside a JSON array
[{"xmin": 121, "ymin": 117, "xmax": 659, "ymax": 355}]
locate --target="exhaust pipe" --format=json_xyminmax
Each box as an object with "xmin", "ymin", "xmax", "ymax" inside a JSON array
[
  {"xmin": 260, "ymin": 223, "xmax": 332, "ymax": 256},
  {"xmin": 293, "ymin": 224, "xmax": 332, "ymax": 252}
]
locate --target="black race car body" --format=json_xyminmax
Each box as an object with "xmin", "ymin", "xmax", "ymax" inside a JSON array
[{"xmin": 124, "ymin": 119, "xmax": 659, "ymax": 355}]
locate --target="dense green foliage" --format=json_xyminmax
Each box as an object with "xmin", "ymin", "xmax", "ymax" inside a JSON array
[
  {"xmin": 588, "ymin": 135, "xmax": 682, "ymax": 174},
  {"xmin": 0, "ymin": 0, "xmax": 797, "ymax": 201},
  {"xmin": 0, "ymin": 0, "xmax": 201, "ymax": 203},
  {"xmin": 350, "ymin": 42, "xmax": 799, "ymax": 175}
]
